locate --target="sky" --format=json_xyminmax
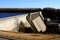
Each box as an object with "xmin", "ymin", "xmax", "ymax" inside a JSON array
[{"xmin": 0, "ymin": 0, "xmax": 60, "ymax": 9}]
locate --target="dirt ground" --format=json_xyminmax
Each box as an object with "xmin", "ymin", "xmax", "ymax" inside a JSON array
[{"xmin": 0, "ymin": 30, "xmax": 60, "ymax": 40}]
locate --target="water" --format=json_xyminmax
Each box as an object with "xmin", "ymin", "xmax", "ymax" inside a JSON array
[{"xmin": 0, "ymin": 12, "xmax": 24, "ymax": 18}]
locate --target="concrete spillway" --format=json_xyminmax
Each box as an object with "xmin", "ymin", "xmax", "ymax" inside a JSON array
[
  {"xmin": 0, "ymin": 9, "xmax": 60, "ymax": 40},
  {"xmin": 0, "ymin": 13, "xmax": 31, "ymax": 32}
]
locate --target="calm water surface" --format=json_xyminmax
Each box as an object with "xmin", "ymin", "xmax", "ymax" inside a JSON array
[{"xmin": 0, "ymin": 12, "xmax": 25, "ymax": 18}]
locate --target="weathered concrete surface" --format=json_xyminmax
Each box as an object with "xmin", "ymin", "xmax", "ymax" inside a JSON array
[
  {"xmin": 32, "ymin": 16, "xmax": 46, "ymax": 32},
  {"xmin": 26, "ymin": 12, "xmax": 46, "ymax": 32},
  {"xmin": 0, "ymin": 14, "xmax": 31, "ymax": 32},
  {"xmin": 0, "ymin": 17, "xmax": 17, "ymax": 32},
  {"xmin": 17, "ymin": 14, "xmax": 31, "ymax": 28}
]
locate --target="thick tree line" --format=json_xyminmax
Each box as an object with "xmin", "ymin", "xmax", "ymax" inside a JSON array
[{"xmin": 42, "ymin": 8, "xmax": 60, "ymax": 20}]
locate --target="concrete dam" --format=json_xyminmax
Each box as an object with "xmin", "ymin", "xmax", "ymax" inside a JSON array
[{"xmin": 0, "ymin": 8, "xmax": 60, "ymax": 40}]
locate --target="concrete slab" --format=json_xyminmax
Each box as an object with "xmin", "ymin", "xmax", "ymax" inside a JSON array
[
  {"xmin": 26, "ymin": 12, "xmax": 46, "ymax": 32},
  {"xmin": 0, "ymin": 17, "xmax": 18, "ymax": 32}
]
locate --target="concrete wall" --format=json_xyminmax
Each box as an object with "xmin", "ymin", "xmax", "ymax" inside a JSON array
[
  {"xmin": 0, "ymin": 14, "xmax": 31, "ymax": 32},
  {"xmin": 0, "ymin": 17, "xmax": 17, "ymax": 32}
]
